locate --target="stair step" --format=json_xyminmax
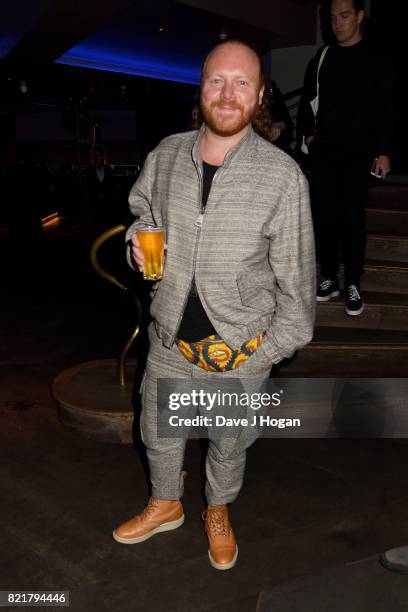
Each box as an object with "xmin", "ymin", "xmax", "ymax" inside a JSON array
[
  {"xmin": 318, "ymin": 261, "xmax": 408, "ymax": 294},
  {"xmin": 301, "ymin": 178, "xmax": 408, "ymax": 376},
  {"xmin": 277, "ymin": 328, "xmax": 408, "ymax": 377},
  {"xmin": 383, "ymin": 175, "xmax": 408, "ymax": 186},
  {"xmin": 361, "ymin": 260, "xmax": 408, "ymax": 293},
  {"xmin": 366, "ymin": 208, "xmax": 408, "ymax": 235},
  {"xmin": 315, "ymin": 291, "xmax": 408, "ymax": 330},
  {"xmin": 313, "ymin": 326, "xmax": 408, "ymax": 344},
  {"xmin": 368, "ymin": 185, "xmax": 408, "ymax": 210},
  {"xmin": 366, "ymin": 234, "xmax": 408, "ymax": 262}
]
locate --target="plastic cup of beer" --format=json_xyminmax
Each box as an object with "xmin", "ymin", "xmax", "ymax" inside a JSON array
[{"xmin": 136, "ymin": 224, "xmax": 165, "ymax": 281}]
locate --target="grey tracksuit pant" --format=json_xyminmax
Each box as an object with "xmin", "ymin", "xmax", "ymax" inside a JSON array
[{"xmin": 140, "ymin": 323, "xmax": 272, "ymax": 505}]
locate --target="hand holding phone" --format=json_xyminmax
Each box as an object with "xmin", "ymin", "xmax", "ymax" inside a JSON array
[
  {"xmin": 371, "ymin": 158, "xmax": 384, "ymax": 179},
  {"xmin": 371, "ymin": 156, "xmax": 390, "ymax": 180}
]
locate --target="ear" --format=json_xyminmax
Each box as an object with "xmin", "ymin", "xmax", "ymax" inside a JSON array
[
  {"xmin": 258, "ymin": 84, "xmax": 265, "ymax": 106},
  {"xmin": 357, "ymin": 10, "xmax": 365, "ymax": 24}
]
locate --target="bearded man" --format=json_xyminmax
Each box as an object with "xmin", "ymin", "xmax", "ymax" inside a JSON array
[{"xmin": 113, "ymin": 40, "xmax": 315, "ymax": 569}]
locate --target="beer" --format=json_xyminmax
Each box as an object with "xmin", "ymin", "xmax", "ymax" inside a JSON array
[{"xmin": 137, "ymin": 226, "xmax": 165, "ymax": 280}]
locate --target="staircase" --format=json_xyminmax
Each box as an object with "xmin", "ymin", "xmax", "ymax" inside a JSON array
[{"xmin": 279, "ymin": 180, "xmax": 408, "ymax": 377}]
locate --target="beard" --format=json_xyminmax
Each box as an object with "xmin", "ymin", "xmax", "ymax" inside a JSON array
[{"xmin": 200, "ymin": 98, "xmax": 259, "ymax": 137}]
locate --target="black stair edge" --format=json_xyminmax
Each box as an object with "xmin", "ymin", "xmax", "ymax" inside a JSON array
[
  {"xmin": 318, "ymin": 291, "xmax": 408, "ymax": 308},
  {"xmin": 374, "ymin": 175, "xmax": 408, "ymax": 185},
  {"xmin": 364, "ymin": 259, "xmax": 408, "ymax": 271},
  {"xmin": 317, "ymin": 261, "xmax": 408, "ymax": 272},
  {"xmin": 308, "ymin": 343, "xmax": 408, "ymax": 350},
  {"xmin": 318, "ymin": 260, "xmax": 408, "ymax": 271},
  {"xmin": 366, "ymin": 207, "xmax": 408, "ymax": 215},
  {"xmin": 367, "ymin": 233, "xmax": 408, "ymax": 241},
  {"xmin": 311, "ymin": 327, "xmax": 408, "ymax": 346}
]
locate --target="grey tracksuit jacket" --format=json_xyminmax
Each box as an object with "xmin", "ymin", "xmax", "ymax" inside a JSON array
[{"xmin": 126, "ymin": 125, "xmax": 316, "ymax": 364}]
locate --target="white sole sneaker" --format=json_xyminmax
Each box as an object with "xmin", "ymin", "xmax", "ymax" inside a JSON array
[
  {"xmin": 316, "ymin": 289, "xmax": 340, "ymax": 302},
  {"xmin": 344, "ymin": 304, "xmax": 364, "ymax": 316},
  {"xmin": 208, "ymin": 545, "xmax": 238, "ymax": 570},
  {"xmin": 112, "ymin": 514, "xmax": 184, "ymax": 544}
]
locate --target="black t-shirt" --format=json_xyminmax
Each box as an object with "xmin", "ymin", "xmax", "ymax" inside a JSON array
[
  {"xmin": 177, "ymin": 161, "xmax": 219, "ymax": 341},
  {"xmin": 302, "ymin": 40, "xmax": 394, "ymax": 154}
]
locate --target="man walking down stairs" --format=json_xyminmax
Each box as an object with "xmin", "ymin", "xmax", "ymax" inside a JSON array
[{"xmin": 278, "ymin": 179, "xmax": 408, "ymax": 377}]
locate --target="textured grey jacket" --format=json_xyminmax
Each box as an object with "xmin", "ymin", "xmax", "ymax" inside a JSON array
[{"xmin": 126, "ymin": 125, "xmax": 316, "ymax": 364}]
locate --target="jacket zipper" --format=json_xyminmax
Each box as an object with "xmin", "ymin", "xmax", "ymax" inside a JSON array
[
  {"xmin": 193, "ymin": 167, "xmax": 220, "ymax": 298},
  {"xmin": 171, "ymin": 161, "xmax": 205, "ymax": 344}
]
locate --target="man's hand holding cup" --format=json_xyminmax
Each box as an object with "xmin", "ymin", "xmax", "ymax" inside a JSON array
[{"xmin": 131, "ymin": 226, "xmax": 167, "ymax": 281}]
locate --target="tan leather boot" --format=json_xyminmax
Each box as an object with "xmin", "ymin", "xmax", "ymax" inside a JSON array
[
  {"xmin": 113, "ymin": 498, "xmax": 184, "ymax": 544},
  {"xmin": 203, "ymin": 505, "xmax": 238, "ymax": 570}
]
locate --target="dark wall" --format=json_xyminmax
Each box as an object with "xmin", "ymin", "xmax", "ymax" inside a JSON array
[{"xmin": 369, "ymin": 0, "xmax": 407, "ymax": 172}]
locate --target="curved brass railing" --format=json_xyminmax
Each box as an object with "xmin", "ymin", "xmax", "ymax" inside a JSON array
[{"xmin": 90, "ymin": 225, "xmax": 142, "ymax": 387}]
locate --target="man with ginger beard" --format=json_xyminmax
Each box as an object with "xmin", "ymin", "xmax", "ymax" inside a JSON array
[{"xmin": 113, "ymin": 40, "xmax": 315, "ymax": 569}]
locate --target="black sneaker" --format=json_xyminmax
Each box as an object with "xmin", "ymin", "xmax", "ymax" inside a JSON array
[
  {"xmin": 316, "ymin": 278, "xmax": 340, "ymax": 302},
  {"xmin": 344, "ymin": 283, "xmax": 364, "ymax": 316}
]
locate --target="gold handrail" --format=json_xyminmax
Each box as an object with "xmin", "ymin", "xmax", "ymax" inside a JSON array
[
  {"xmin": 90, "ymin": 225, "xmax": 142, "ymax": 387},
  {"xmin": 90, "ymin": 225, "xmax": 127, "ymax": 291}
]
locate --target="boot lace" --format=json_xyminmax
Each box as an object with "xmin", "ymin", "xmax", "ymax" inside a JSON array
[
  {"xmin": 135, "ymin": 498, "xmax": 159, "ymax": 522},
  {"xmin": 347, "ymin": 284, "xmax": 361, "ymax": 302},
  {"xmin": 202, "ymin": 508, "xmax": 229, "ymax": 537},
  {"xmin": 320, "ymin": 279, "xmax": 334, "ymax": 290}
]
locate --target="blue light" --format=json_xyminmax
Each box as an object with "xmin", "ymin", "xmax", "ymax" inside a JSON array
[
  {"xmin": 56, "ymin": 45, "xmax": 201, "ymax": 85},
  {"xmin": 0, "ymin": 34, "xmax": 21, "ymax": 58}
]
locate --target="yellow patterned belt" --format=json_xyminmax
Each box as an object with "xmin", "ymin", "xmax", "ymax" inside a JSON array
[{"xmin": 176, "ymin": 333, "xmax": 265, "ymax": 372}]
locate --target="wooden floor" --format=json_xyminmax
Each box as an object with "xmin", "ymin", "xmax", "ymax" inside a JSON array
[{"xmin": 1, "ymin": 185, "xmax": 408, "ymax": 611}]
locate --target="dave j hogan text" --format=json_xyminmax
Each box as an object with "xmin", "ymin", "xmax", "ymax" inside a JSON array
[{"xmin": 168, "ymin": 414, "xmax": 301, "ymax": 429}]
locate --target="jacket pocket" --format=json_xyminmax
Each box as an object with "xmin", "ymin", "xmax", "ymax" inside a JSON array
[{"xmin": 237, "ymin": 270, "xmax": 275, "ymax": 311}]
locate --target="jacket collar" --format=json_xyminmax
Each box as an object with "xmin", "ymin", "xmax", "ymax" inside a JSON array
[{"xmin": 191, "ymin": 123, "xmax": 255, "ymax": 170}]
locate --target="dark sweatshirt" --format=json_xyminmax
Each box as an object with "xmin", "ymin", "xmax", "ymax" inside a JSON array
[{"xmin": 300, "ymin": 40, "xmax": 394, "ymax": 155}]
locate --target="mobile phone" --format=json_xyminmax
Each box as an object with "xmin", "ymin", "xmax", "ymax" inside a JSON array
[{"xmin": 371, "ymin": 158, "xmax": 385, "ymax": 179}]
